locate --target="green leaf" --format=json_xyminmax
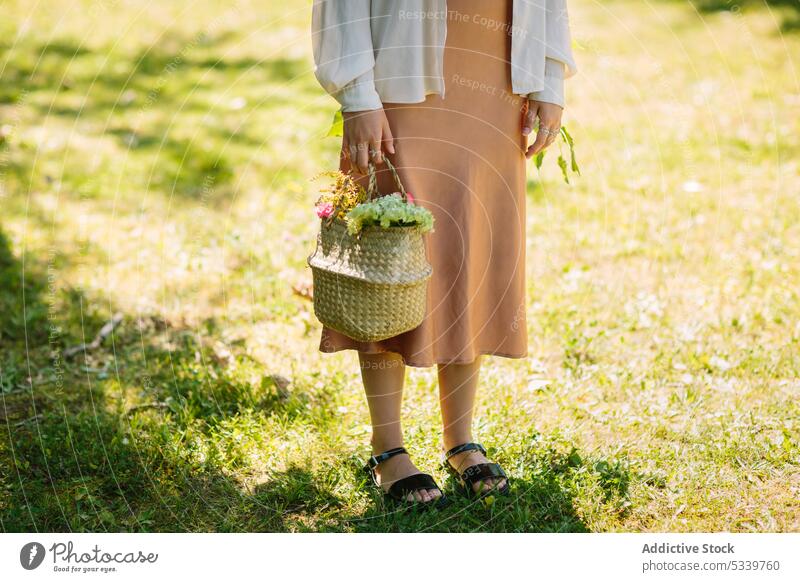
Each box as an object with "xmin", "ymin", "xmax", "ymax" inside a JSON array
[
  {"xmin": 532, "ymin": 125, "xmax": 579, "ymax": 184},
  {"xmin": 557, "ymin": 154, "xmax": 570, "ymax": 184},
  {"xmin": 561, "ymin": 126, "xmax": 581, "ymax": 176},
  {"xmin": 560, "ymin": 125, "xmax": 575, "ymax": 147},
  {"xmin": 570, "ymin": 148, "xmax": 580, "ymax": 175},
  {"xmin": 325, "ymin": 109, "xmax": 343, "ymax": 138}
]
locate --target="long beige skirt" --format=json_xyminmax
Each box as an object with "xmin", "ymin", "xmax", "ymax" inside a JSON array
[{"xmin": 320, "ymin": 0, "xmax": 528, "ymax": 367}]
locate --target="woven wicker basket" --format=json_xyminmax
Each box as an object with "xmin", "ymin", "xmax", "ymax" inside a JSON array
[{"xmin": 308, "ymin": 160, "xmax": 432, "ymax": 342}]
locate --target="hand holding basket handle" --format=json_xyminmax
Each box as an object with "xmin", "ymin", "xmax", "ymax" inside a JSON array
[{"xmin": 342, "ymin": 109, "xmax": 395, "ymax": 175}]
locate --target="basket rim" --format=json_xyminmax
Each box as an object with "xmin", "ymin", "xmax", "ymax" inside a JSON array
[
  {"xmin": 321, "ymin": 217, "xmax": 430, "ymax": 235},
  {"xmin": 307, "ymin": 259, "xmax": 432, "ymax": 286},
  {"xmin": 309, "ymin": 217, "xmax": 433, "ymax": 284}
]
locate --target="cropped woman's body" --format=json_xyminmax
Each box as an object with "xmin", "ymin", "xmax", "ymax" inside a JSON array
[{"xmin": 312, "ymin": 0, "xmax": 576, "ymax": 504}]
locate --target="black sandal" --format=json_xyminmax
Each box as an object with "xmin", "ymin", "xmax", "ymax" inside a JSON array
[
  {"xmin": 364, "ymin": 447, "xmax": 447, "ymax": 508},
  {"xmin": 443, "ymin": 442, "xmax": 511, "ymax": 498}
]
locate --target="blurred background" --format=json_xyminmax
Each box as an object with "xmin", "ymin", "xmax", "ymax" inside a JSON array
[{"xmin": 0, "ymin": 0, "xmax": 798, "ymax": 532}]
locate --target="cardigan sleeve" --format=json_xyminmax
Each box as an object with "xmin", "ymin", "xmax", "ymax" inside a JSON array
[
  {"xmin": 528, "ymin": 0, "xmax": 577, "ymax": 108},
  {"xmin": 311, "ymin": 0, "xmax": 383, "ymax": 112},
  {"xmin": 528, "ymin": 58, "xmax": 566, "ymax": 108}
]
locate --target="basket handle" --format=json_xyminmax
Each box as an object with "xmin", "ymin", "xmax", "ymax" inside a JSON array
[{"xmin": 367, "ymin": 157, "xmax": 407, "ymax": 202}]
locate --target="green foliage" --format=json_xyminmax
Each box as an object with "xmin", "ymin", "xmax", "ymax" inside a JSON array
[
  {"xmin": 534, "ymin": 125, "xmax": 581, "ymax": 184},
  {"xmin": 345, "ymin": 194, "xmax": 435, "ymax": 235},
  {"xmin": 326, "ymin": 109, "xmax": 344, "ymax": 138}
]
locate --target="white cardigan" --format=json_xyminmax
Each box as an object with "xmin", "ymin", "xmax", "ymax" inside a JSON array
[{"xmin": 312, "ymin": 0, "xmax": 577, "ymax": 112}]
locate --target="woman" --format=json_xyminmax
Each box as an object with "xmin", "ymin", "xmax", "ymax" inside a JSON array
[{"xmin": 312, "ymin": 0, "xmax": 576, "ymax": 506}]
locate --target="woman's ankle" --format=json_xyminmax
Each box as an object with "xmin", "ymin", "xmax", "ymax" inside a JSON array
[
  {"xmin": 442, "ymin": 433, "xmax": 473, "ymax": 452},
  {"xmin": 370, "ymin": 435, "xmax": 404, "ymax": 455}
]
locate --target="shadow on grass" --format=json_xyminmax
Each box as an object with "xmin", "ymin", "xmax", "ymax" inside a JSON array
[
  {"xmin": 0, "ymin": 227, "xmax": 323, "ymax": 531},
  {"xmin": 341, "ymin": 436, "xmax": 634, "ymax": 533},
  {"xmin": 0, "ymin": 31, "xmax": 316, "ymax": 204},
  {"xmin": 1, "ymin": 33, "xmax": 313, "ymax": 107},
  {"xmin": 0, "ymin": 231, "xmax": 635, "ymax": 532}
]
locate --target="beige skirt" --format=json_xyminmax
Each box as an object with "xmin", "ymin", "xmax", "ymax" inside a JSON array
[{"xmin": 320, "ymin": 0, "xmax": 528, "ymax": 367}]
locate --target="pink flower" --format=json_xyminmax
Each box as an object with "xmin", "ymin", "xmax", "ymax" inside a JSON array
[
  {"xmin": 405, "ymin": 191, "xmax": 415, "ymax": 205},
  {"xmin": 315, "ymin": 202, "xmax": 334, "ymax": 219}
]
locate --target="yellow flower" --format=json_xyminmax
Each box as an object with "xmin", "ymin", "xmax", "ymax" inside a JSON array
[{"xmin": 313, "ymin": 171, "xmax": 366, "ymax": 220}]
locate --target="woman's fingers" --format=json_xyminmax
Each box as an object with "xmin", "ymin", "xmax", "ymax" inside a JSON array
[
  {"xmin": 347, "ymin": 143, "xmax": 358, "ymax": 169},
  {"xmin": 525, "ymin": 128, "xmax": 550, "ymax": 158},
  {"xmin": 369, "ymin": 139, "xmax": 383, "ymax": 165},
  {"xmin": 372, "ymin": 119, "xmax": 395, "ymax": 165},
  {"xmin": 342, "ymin": 109, "xmax": 396, "ymax": 174},
  {"xmin": 526, "ymin": 126, "xmax": 559, "ymax": 158},
  {"xmin": 355, "ymin": 142, "xmax": 370, "ymax": 174},
  {"xmin": 524, "ymin": 100, "xmax": 563, "ymax": 158},
  {"xmin": 522, "ymin": 101, "xmax": 538, "ymax": 136},
  {"xmin": 382, "ymin": 118, "xmax": 395, "ymax": 155}
]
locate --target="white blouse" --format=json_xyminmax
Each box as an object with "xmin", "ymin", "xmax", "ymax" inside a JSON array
[{"xmin": 312, "ymin": 0, "xmax": 577, "ymax": 112}]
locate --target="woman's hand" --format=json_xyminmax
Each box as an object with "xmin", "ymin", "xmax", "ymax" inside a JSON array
[
  {"xmin": 342, "ymin": 109, "xmax": 395, "ymax": 174},
  {"xmin": 522, "ymin": 100, "xmax": 563, "ymax": 159}
]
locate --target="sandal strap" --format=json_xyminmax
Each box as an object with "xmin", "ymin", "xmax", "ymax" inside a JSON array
[
  {"xmin": 365, "ymin": 447, "xmax": 408, "ymax": 471},
  {"xmin": 387, "ymin": 473, "xmax": 439, "ymax": 499},
  {"xmin": 444, "ymin": 442, "xmax": 487, "ymax": 462},
  {"xmin": 459, "ymin": 462, "xmax": 507, "ymax": 487}
]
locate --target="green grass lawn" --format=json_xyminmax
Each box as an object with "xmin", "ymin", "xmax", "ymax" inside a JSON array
[{"xmin": 1, "ymin": 0, "xmax": 798, "ymax": 532}]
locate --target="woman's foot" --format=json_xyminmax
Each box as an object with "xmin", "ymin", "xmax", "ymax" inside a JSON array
[
  {"xmin": 372, "ymin": 450, "xmax": 443, "ymax": 503},
  {"xmin": 445, "ymin": 444, "xmax": 508, "ymax": 495}
]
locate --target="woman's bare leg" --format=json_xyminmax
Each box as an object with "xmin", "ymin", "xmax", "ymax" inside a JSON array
[
  {"xmin": 438, "ymin": 356, "xmax": 507, "ymax": 493},
  {"xmin": 359, "ymin": 351, "xmax": 441, "ymax": 502}
]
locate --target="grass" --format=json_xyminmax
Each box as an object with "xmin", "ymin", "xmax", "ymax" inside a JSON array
[{"xmin": 1, "ymin": 0, "xmax": 799, "ymax": 532}]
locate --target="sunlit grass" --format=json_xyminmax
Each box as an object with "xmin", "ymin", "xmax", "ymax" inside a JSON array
[{"xmin": 1, "ymin": 0, "xmax": 798, "ymax": 532}]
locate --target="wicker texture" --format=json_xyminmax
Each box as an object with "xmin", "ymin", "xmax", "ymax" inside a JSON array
[{"xmin": 308, "ymin": 160, "xmax": 432, "ymax": 342}]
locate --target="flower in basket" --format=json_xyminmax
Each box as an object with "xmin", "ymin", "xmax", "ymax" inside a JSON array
[
  {"xmin": 345, "ymin": 193, "xmax": 434, "ymax": 236},
  {"xmin": 315, "ymin": 202, "xmax": 334, "ymax": 219},
  {"xmin": 313, "ymin": 171, "xmax": 366, "ymax": 221}
]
